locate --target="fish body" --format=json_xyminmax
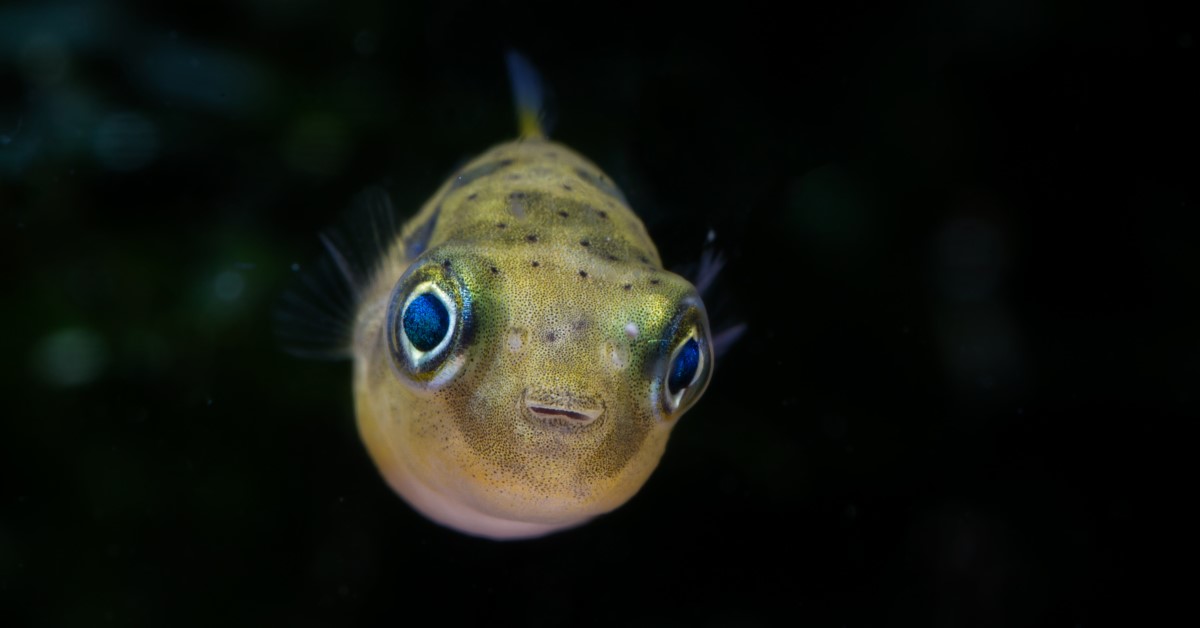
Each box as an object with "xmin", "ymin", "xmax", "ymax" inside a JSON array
[{"xmin": 346, "ymin": 55, "xmax": 715, "ymax": 539}]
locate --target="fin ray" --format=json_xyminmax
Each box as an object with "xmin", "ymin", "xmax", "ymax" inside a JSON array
[{"xmin": 274, "ymin": 186, "xmax": 402, "ymax": 359}]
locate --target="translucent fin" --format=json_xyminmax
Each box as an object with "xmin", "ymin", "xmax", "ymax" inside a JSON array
[
  {"xmin": 274, "ymin": 187, "xmax": 401, "ymax": 360},
  {"xmin": 712, "ymin": 323, "xmax": 747, "ymax": 360},
  {"xmin": 694, "ymin": 248, "xmax": 726, "ymax": 298},
  {"xmin": 506, "ymin": 50, "xmax": 547, "ymax": 140},
  {"xmin": 679, "ymin": 230, "xmax": 746, "ymax": 360}
]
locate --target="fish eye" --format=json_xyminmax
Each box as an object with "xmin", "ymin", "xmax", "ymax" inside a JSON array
[
  {"xmin": 662, "ymin": 330, "xmax": 708, "ymax": 414},
  {"xmin": 387, "ymin": 269, "xmax": 469, "ymax": 387},
  {"xmin": 403, "ymin": 291, "xmax": 451, "ymax": 352},
  {"xmin": 667, "ymin": 337, "xmax": 701, "ymax": 395},
  {"xmin": 395, "ymin": 282, "xmax": 457, "ymax": 365}
]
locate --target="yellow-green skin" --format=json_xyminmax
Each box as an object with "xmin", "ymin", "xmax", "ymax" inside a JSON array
[{"xmin": 353, "ymin": 138, "xmax": 713, "ymax": 539}]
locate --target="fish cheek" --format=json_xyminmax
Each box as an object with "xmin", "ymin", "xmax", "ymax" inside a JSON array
[
  {"xmin": 438, "ymin": 294, "xmax": 524, "ymax": 469},
  {"xmin": 584, "ymin": 411, "xmax": 653, "ymax": 480},
  {"xmin": 353, "ymin": 324, "xmax": 415, "ymax": 480},
  {"xmin": 353, "ymin": 291, "xmax": 468, "ymax": 480},
  {"xmin": 580, "ymin": 322, "xmax": 682, "ymax": 485},
  {"xmin": 452, "ymin": 369, "xmax": 542, "ymax": 479}
]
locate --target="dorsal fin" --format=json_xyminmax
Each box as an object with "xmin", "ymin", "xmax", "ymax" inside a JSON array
[{"xmin": 505, "ymin": 50, "xmax": 547, "ymax": 140}]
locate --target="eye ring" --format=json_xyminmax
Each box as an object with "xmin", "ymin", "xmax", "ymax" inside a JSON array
[
  {"xmin": 398, "ymin": 282, "xmax": 456, "ymax": 364},
  {"xmin": 387, "ymin": 270, "xmax": 469, "ymax": 388}
]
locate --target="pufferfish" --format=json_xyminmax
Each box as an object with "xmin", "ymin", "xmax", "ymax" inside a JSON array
[{"xmin": 285, "ymin": 53, "xmax": 722, "ymax": 540}]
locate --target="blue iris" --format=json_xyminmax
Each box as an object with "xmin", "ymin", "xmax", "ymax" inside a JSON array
[
  {"xmin": 667, "ymin": 338, "xmax": 700, "ymax": 395},
  {"xmin": 403, "ymin": 292, "xmax": 450, "ymax": 352}
]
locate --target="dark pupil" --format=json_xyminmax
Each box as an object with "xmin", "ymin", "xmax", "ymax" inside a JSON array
[
  {"xmin": 403, "ymin": 292, "xmax": 450, "ymax": 352},
  {"xmin": 667, "ymin": 338, "xmax": 700, "ymax": 395}
]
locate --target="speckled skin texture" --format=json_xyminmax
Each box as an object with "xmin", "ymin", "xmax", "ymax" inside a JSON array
[{"xmin": 353, "ymin": 139, "xmax": 713, "ymax": 539}]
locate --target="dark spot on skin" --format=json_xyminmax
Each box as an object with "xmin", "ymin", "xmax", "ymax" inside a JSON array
[
  {"xmin": 580, "ymin": 240, "xmax": 590, "ymax": 247},
  {"xmin": 546, "ymin": 151, "xmax": 559, "ymax": 158},
  {"xmin": 467, "ymin": 193, "xmax": 477, "ymax": 200},
  {"xmin": 505, "ymin": 174, "xmax": 521, "ymax": 180},
  {"xmin": 598, "ymin": 210, "xmax": 608, "ymax": 219},
  {"xmin": 639, "ymin": 255, "xmax": 650, "ymax": 264},
  {"xmin": 531, "ymin": 260, "xmax": 540, "ymax": 267},
  {"xmin": 558, "ymin": 210, "xmax": 569, "ymax": 218},
  {"xmin": 526, "ymin": 234, "xmax": 538, "ymax": 243},
  {"xmin": 509, "ymin": 191, "xmax": 528, "ymax": 200},
  {"xmin": 442, "ymin": 260, "xmax": 452, "ymax": 269},
  {"xmin": 650, "ymin": 278, "xmax": 661, "ymax": 285},
  {"xmin": 579, "ymin": 270, "xmax": 589, "ymax": 278},
  {"xmin": 623, "ymin": 283, "xmax": 632, "ymax": 290},
  {"xmin": 497, "ymin": 222, "xmax": 507, "ymax": 229},
  {"xmin": 606, "ymin": 254, "xmax": 619, "ymax": 261},
  {"xmin": 545, "ymin": 331, "xmax": 557, "ymax": 342},
  {"xmin": 489, "ymin": 266, "xmax": 499, "ymax": 275},
  {"xmin": 561, "ymin": 183, "xmax": 573, "ymax": 191},
  {"xmin": 572, "ymin": 320, "xmax": 588, "ymax": 331}
]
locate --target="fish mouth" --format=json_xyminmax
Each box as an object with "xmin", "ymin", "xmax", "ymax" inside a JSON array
[{"xmin": 522, "ymin": 389, "xmax": 605, "ymax": 430}]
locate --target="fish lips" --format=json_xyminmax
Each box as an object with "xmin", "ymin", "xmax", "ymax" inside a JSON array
[{"xmin": 520, "ymin": 388, "xmax": 606, "ymax": 431}]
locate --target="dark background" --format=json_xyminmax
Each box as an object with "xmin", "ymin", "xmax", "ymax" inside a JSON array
[{"xmin": 3, "ymin": 0, "xmax": 1195, "ymax": 626}]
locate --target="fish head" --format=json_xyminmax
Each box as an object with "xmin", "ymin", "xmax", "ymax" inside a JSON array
[{"xmin": 353, "ymin": 242, "xmax": 713, "ymax": 539}]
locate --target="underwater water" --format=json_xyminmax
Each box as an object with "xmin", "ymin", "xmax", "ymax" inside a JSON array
[{"xmin": 3, "ymin": 0, "xmax": 1195, "ymax": 625}]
